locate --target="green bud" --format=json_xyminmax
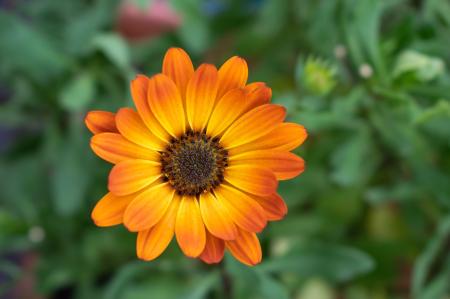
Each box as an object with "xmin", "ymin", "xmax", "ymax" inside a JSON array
[
  {"xmin": 298, "ymin": 56, "xmax": 337, "ymax": 95},
  {"xmin": 393, "ymin": 50, "xmax": 445, "ymax": 82}
]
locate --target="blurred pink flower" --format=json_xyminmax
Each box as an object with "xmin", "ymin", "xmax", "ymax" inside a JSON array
[{"xmin": 117, "ymin": 0, "xmax": 181, "ymax": 42}]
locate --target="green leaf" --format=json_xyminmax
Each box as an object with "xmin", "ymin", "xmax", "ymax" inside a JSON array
[
  {"xmin": 225, "ymin": 255, "xmax": 289, "ymax": 299},
  {"xmin": 412, "ymin": 215, "xmax": 450, "ymax": 298},
  {"xmin": 172, "ymin": 0, "xmax": 210, "ymax": 54},
  {"xmin": 259, "ymin": 243, "xmax": 375, "ymax": 282},
  {"xmin": 424, "ymin": 0, "xmax": 450, "ymax": 25},
  {"xmin": 64, "ymin": 0, "xmax": 116, "ymax": 56},
  {"xmin": 121, "ymin": 278, "xmax": 183, "ymax": 299},
  {"xmin": 393, "ymin": 50, "xmax": 445, "ymax": 82},
  {"xmin": 36, "ymin": 259, "xmax": 75, "ymax": 295},
  {"xmin": 340, "ymin": 0, "xmax": 391, "ymax": 82},
  {"xmin": 414, "ymin": 100, "xmax": 450, "ymax": 124},
  {"xmin": 330, "ymin": 127, "xmax": 378, "ymax": 187},
  {"xmin": 255, "ymin": 271, "xmax": 290, "ymax": 299},
  {"xmin": 51, "ymin": 131, "xmax": 90, "ymax": 216},
  {"xmin": 268, "ymin": 214, "xmax": 326, "ymax": 239},
  {"xmin": 0, "ymin": 157, "xmax": 45, "ymax": 223},
  {"xmin": 419, "ymin": 270, "xmax": 450, "ymax": 299},
  {"xmin": 0, "ymin": 11, "xmax": 68, "ymax": 81},
  {"xmin": 91, "ymin": 33, "xmax": 133, "ymax": 76},
  {"xmin": 179, "ymin": 271, "xmax": 220, "ymax": 299},
  {"xmin": 103, "ymin": 262, "xmax": 154, "ymax": 299},
  {"xmin": 0, "ymin": 210, "xmax": 25, "ymax": 235},
  {"xmin": 59, "ymin": 72, "xmax": 95, "ymax": 111},
  {"xmin": 253, "ymin": 0, "xmax": 289, "ymax": 37}
]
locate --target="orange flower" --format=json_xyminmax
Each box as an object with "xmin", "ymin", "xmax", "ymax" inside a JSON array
[{"xmin": 85, "ymin": 48, "xmax": 307, "ymax": 266}]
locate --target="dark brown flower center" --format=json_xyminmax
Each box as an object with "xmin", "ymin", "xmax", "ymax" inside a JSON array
[{"xmin": 161, "ymin": 131, "xmax": 228, "ymax": 196}]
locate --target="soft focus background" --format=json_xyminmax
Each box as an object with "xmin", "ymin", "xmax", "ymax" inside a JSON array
[{"xmin": 1, "ymin": 0, "xmax": 450, "ymax": 298}]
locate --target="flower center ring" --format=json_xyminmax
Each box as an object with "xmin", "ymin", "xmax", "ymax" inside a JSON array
[{"xmin": 161, "ymin": 130, "xmax": 228, "ymax": 196}]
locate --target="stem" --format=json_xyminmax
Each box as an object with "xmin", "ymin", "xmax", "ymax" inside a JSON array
[{"xmin": 220, "ymin": 262, "xmax": 232, "ymax": 298}]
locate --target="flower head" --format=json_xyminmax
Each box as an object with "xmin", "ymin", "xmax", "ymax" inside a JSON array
[{"xmin": 85, "ymin": 48, "xmax": 307, "ymax": 266}]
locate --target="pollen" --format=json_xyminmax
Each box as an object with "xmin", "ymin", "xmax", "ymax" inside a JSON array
[{"xmin": 161, "ymin": 130, "xmax": 228, "ymax": 196}]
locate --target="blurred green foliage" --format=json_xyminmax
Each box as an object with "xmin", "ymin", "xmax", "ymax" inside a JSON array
[{"xmin": 1, "ymin": 0, "xmax": 450, "ymax": 298}]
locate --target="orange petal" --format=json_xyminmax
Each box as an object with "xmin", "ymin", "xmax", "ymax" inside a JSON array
[
  {"xmin": 220, "ymin": 104, "xmax": 286, "ymax": 149},
  {"xmin": 147, "ymin": 74, "xmax": 186, "ymax": 138},
  {"xmin": 124, "ymin": 182, "xmax": 175, "ymax": 232},
  {"xmin": 116, "ymin": 108, "xmax": 167, "ymax": 151},
  {"xmin": 136, "ymin": 194, "xmax": 181, "ymax": 261},
  {"xmin": 243, "ymin": 83, "xmax": 272, "ymax": 112},
  {"xmin": 185, "ymin": 64, "xmax": 219, "ymax": 131},
  {"xmin": 214, "ymin": 185, "xmax": 267, "ymax": 233},
  {"xmin": 217, "ymin": 56, "xmax": 248, "ymax": 98},
  {"xmin": 90, "ymin": 133, "xmax": 161, "ymax": 164},
  {"xmin": 85, "ymin": 110, "xmax": 118, "ymax": 134},
  {"xmin": 226, "ymin": 228, "xmax": 262, "ymax": 266},
  {"xmin": 175, "ymin": 196, "xmax": 206, "ymax": 257},
  {"xmin": 225, "ymin": 165, "xmax": 278, "ymax": 196},
  {"xmin": 199, "ymin": 192, "xmax": 237, "ymax": 240},
  {"xmin": 162, "ymin": 47, "xmax": 194, "ymax": 97},
  {"xmin": 206, "ymin": 88, "xmax": 246, "ymax": 137},
  {"xmin": 229, "ymin": 123, "xmax": 308, "ymax": 156},
  {"xmin": 199, "ymin": 232, "xmax": 225, "ymax": 264},
  {"xmin": 230, "ymin": 150, "xmax": 305, "ymax": 180},
  {"xmin": 251, "ymin": 193, "xmax": 287, "ymax": 221},
  {"xmin": 91, "ymin": 192, "xmax": 135, "ymax": 227},
  {"xmin": 130, "ymin": 75, "xmax": 170, "ymax": 143},
  {"xmin": 108, "ymin": 159, "xmax": 161, "ymax": 196}
]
